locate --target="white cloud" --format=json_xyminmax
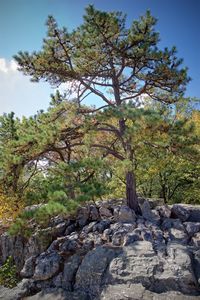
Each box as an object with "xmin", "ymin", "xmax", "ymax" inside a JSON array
[
  {"xmin": 0, "ymin": 58, "xmax": 18, "ymax": 73},
  {"xmin": 0, "ymin": 58, "xmax": 8, "ymax": 73},
  {"xmin": 0, "ymin": 58, "xmax": 52, "ymax": 118}
]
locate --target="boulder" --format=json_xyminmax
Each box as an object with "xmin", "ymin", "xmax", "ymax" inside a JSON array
[
  {"xmin": 65, "ymin": 223, "xmax": 76, "ymax": 235},
  {"xmin": 138, "ymin": 197, "xmax": 165, "ymax": 209},
  {"xmin": 184, "ymin": 222, "xmax": 200, "ymax": 237},
  {"xmin": 157, "ymin": 205, "xmax": 171, "ymax": 219},
  {"xmin": 77, "ymin": 206, "xmax": 90, "ymax": 227},
  {"xmin": 93, "ymin": 220, "xmax": 111, "ymax": 233},
  {"xmin": 99, "ymin": 206, "xmax": 113, "ymax": 218},
  {"xmin": 0, "ymin": 233, "xmax": 27, "ymax": 270},
  {"xmin": 52, "ymin": 222, "xmax": 67, "ymax": 237},
  {"xmin": 193, "ymin": 250, "xmax": 200, "ymax": 285},
  {"xmin": 118, "ymin": 205, "xmax": 136, "ymax": 223},
  {"xmin": 168, "ymin": 228, "xmax": 189, "ymax": 244},
  {"xmin": 99, "ymin": 283, "xmax": 200, "ymax": 300},
  {"xmin": 89, "ymin": 205, "xmax": 100, "ymax": 221},
  {"xmin": 0, "ymin": 279, "xmax": 34, "ymax": 300},
  {"xmin": 33, "ymin": 252, "xmax": 61, "ymax": 281},
  {"xmin": 53, "ymin": 254, "xmax": 82, "ymax": 291},
  {"xmin": 192, "ymin": 232, "xmax": 200, "ymax": 248},
  {"xmin": 59, "ymin": 234, "xmax": 80, "ymax": 253},
  {"xmin": 75, "ymin": 246, "xmax": 121, "ymax": 298},
  {"xmin": 20, "ymin": 256, "xmax": 37, "ymax": 278},
  {"xmin": 105, "ymin": 241, "xmax": 198, "ymax": 295},
  {"xmin": 161, "ymin": 218, "xmax": 184, "ymax": 231},
  {"xmin": 81, "ymin": 221, "xmax": 97, "ymax": 234},
  {"xmin": 102, "ymin": 228, "xmax": 113, "ymax": 242},
  {"xmin": 111, "ymin": 223, "xmax": 136, "ymax": 246},
  {"xmin": 106, "ymin": 241, "xmax": 157, "ymax": 288},
  {"xmin": 171, "ymin": 204, "xmax": 190, "ymax": 222},
  {"xmin": 140, "ymin": 200, "xmax": 160, "ymax": 223},
  {"xmin": 186, "ymin": 205, "xmax": 200, "ymax": 222},
  {"xmin": 123, "ymin": 231, "xmax": 141, "ymax": 246}
]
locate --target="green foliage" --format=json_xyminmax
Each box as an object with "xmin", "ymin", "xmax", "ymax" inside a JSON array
[
  {"xmin": 9, "ymin": 199, "xmax": 79, "ymax": 237},
  {"xmin": 0, "ymin": 6, "xmax": 199, "ymax": 217},
  {"xmin": 0, "ymin": 256, "xmax": 19, "ymax": 288}
]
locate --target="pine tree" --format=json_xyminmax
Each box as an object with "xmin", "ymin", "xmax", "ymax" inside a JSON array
[{"xmin": 14, "ymin": 6, "xmax": 189, "ymax": 212}]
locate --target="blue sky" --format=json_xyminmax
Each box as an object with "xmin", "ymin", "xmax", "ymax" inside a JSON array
[{"xmin": 0, "ymin": 0, "xmax": 199, "ymax": 117}]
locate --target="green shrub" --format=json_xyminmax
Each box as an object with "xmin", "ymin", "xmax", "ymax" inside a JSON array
[
  {"xmin": 9, "ymin": 199, "xmax": 79, "ymax": 237},
  {"xmin": 0, "ymin": 256, "xmax": 19, "ymax": 288}
]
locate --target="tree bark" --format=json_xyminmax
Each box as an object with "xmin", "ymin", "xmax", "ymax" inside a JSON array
[{"xmin": 126, "ymin": 171, "xmax": 141, "ymax": 214}]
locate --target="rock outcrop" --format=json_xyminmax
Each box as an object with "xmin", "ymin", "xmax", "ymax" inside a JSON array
[{"xmin": 0, "ymin": 199, "xmax": 200, "ymax": 299}]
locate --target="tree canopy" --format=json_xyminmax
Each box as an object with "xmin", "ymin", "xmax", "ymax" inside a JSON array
[{"xmin": 0, "ymin": 6, "xmax": 198, "ymax": 224}]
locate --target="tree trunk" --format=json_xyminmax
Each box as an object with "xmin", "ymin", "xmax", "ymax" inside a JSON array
[
  {"xmin": 118, "ymin": 117, "xmax": 140, "ymax": 213},
  {"xmin": 126, "ymin": 171, "xmax": 141, "ymax": 214}
]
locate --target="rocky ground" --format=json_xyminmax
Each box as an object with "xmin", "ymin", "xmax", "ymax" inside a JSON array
[{"xmin": 0, "ymin": 198, "xmax": 200, "ymax": 300}]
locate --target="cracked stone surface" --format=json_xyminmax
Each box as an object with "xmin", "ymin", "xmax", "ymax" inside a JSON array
[{"xmin": 0, "ymin": 200, "xmax": 200, "ymax": 299}]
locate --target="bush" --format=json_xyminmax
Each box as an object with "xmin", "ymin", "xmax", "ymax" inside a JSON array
[
  {"xmin": 0, "ymin": 256, "xmax": 19, "ymax": 288},
  {"xmin": 9, "ymin": 199, "xmax": 79, "ymax": 237}
]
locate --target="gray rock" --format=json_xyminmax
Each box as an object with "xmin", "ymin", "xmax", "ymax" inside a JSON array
[
  {"xmin": 1, "ymin": 199, "xmax": 200, "ymax": 299},
  {"xmin": 65, "ymin": 223, "xmax": 76, "ymax": 235},
  {"xmin": 99, "ymin": 283, "xmax": 146, "ymax": 300},
  {"xmin": 77, "ymin": 206, "xmax": 90, "ymax": 227},
  {"xmin": 62, "ymin": 254, "xmax": 82, "ymax": 290},
  {"xmin": 184, "ymin": 222, "xmax": 200, "ymax": 237},
  {"xmin": 111, "ymin": 231, "xmax": 124, "ymax": 246},
  {"xmin": 87, "ymin": 232, "xmax": 103, "ymax": 247},
  {"xmin": 47, "ymin": 237, "xmax": 63, "ymax": 252},
  {"xmin": 27, "ymin": 229, "xmax": 52, "ymax": 257},
  {"xmin": 164, "ymin": 242, "xmax": 198, "ymax": 294},
  {"xmin": 137, "ymin": 216, "xmax": 145, "ymax": 225},
  {"xmin": 141, "ymin": 229, "xmax": 153, "ymax": 242},
  {"xmin": 23, "ymin": 288, "xmax": 88, "ymax": 300},
  {"xmin": 193, "ymin": 249, "xmax": 200, "ymax": 285},
  {"xmin": 168, "ymin": 228, "xmax": 188, "ymax": 244},
  {"xmin": 148, "ymin": 198, "xmax": 165, "ymax": 209},
  {"xmin": 186, "ymin": 205, "xmax": 200, "ymax": 222},
  {"xmin": 123, "ymin": 231, "xmax": 141, "ymax": 246},
  {"xmin": 138, "ymin": 197, "xmax": 165, "ymax": 209},
  {"xmin": 0, "ymin": 279, "xmax": 35, "ymax": 300},
  {"xmin": 192, "ymin": 232, "xmax": 200, "ymax": 248},
  {"xmin": 53, "ymin": 222, "xmax": 67, "ymax": 237},
  {"xmin": 89, "ymin": 205, "xmax": 99, "ymax": 221},
  {"xmin": 102, "ymin": 228, "xmax": 113, "ymax": 242},
  {"xmin": 81, "ymin": 221, "xmax": 97, "ymax": 234},
  {"xmin": 0, "ymin": 233, "xmax": 26, "ymax": 270},
  {"xmin": 99, "ymin": 206, "xmax": 113, "ymax": 218},
  {"xmin": 53, "ymin": 254, "xmax": 82, "ymax": 291},
  {"xmin": 162, "ymin": 218, "xmax": 184, "ymax": 231},
  {"xmin": 111, "ymin": 223, "xmax": 136, "ymax": 246},
  {"xmin": 105, "ymin": 241, "xmax": 198, "ymax": 295},
  {"xmin": 113, "ymin": 206, "xmax": 120, "ymax": 220},
  {"xmin": 34, "ymin": 252, "xmax": 61, "ymax": 280},
  {"xmin": 153, "ymin": 229, "xmax": 165, "ymax": 244},
  {"xmin": 59, "ymin": 235, "xmax": 79, "ymax": 253},
  {"xmin": 20, "ymin": 256, "xmax": 37, "ymax": 278},
  {"xmin": 118, "ymin": 205, "xmax": 136, "ymax": 223},
  {"xmin": 75, "ymin": 246, "xmax": 121, "ymax": 298},
  {"xmin": 93, "ymin": 220, "xmax": 111, "ymax": 233},
  {"xmin": 141, "ymin": 200, "xmax": 160, "ymax": 223},
  {"xmin": 106, "ymin": 241, "xmax": 157, "ymax": 288},
  {"xmin": 171, "ymin": 204, "xmax": 190, "ymax": 222},
  {"xmin": 99, "ymin": 284, "xmax": 200, "ymax": 300},
  {"xmin": 157, "ymin": 205, "xmax": 171, "ymax": 219}
]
